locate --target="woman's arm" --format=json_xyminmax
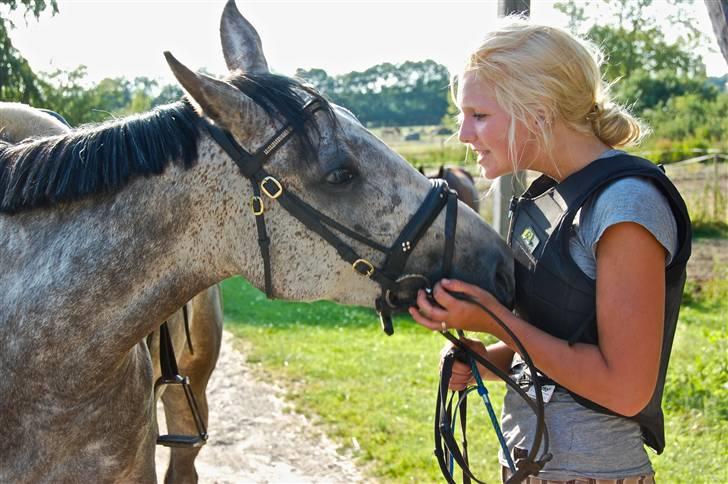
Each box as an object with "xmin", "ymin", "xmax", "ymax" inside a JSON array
[{"xmin": 411, "ymin": 221, "xmax": 666, "ymax": 416}]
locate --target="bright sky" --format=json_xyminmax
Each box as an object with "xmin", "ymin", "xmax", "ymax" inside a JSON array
[{"xmin": 7, "ymin": 0, "xmax": 727, "ymax": 88}]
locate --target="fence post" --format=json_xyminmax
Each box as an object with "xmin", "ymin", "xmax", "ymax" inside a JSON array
[
  {"xmin": 714, "ymin": 154, "xmax": 720, "ymax": 220},
  {"xmin": 493, "ymin": 0, "xmax": 530, "ymax": 236}
]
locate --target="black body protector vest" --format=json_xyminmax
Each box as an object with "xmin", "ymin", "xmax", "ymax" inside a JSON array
[{"xmin": 507, "ymin": 154, "xmax": 691, "ymax": 454}]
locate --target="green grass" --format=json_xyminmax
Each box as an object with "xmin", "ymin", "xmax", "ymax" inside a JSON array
[
  {"xmin": 692, "ymin": 221, "xmax": 728, "ymax": 239},
  {"xmin": 653, "ymin": 276, "xmax": 728, "ymax": 481}
]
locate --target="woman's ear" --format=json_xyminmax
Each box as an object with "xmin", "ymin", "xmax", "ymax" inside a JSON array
[{"xmin": 534, "ymin": 107, "xmax": 551, "ymax": 126}]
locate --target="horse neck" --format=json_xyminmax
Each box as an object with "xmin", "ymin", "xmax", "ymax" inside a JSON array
[{"xmin": 0, "ymin": 138, "xmax": 239, "ymax": 358}]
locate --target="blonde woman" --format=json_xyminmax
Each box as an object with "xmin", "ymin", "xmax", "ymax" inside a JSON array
[{"xmin": 410, "ymin": 20, "xmax": 691, "ymax": 483}]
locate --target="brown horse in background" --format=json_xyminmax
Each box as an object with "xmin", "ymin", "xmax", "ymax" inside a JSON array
[
  {"xmin": 0, "ymin": 102, "xmax": 223, "ymax": 484},
  {"xmin": 419, "ymin": 165, "xmax": 480, "ymax": 213}
]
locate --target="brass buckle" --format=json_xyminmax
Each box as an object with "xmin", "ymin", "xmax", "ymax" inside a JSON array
[
  {"xmin": 352, "ymin": 259, "xmax": 375, "ymax": 278},
  {"xmin": 261, "ymin": 176, "xmax": 283, "ymax": 199},
  {"xmin": 251, "ymin": 196, "xmax": 264, "ymax": 216}
]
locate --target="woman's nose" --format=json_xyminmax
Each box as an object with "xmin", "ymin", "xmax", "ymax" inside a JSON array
[{"xmin": 458, "ymin": 118, "xmax": 474, "ymax": 144}]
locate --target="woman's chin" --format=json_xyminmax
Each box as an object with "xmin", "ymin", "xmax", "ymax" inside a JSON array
[{"xmin": 479, "ymin": 164, "xmax": 505, "ymax": 180}]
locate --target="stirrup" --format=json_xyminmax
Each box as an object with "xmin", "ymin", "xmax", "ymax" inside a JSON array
[
  {"xmin": 154, "ymin": 320, "xmax": 208, "ymax": 448},
  {"xmin": 154, "ymin": 374, "xmax": 209, "ymax": 448}
]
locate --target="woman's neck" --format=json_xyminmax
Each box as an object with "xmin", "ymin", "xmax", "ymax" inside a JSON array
[{"xmin": 531, "ymin": 122, "xmax": 612, "ymax": 182}]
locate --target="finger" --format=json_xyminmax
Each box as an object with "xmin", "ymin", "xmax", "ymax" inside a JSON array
[
  {"xmin": 416, "ymin": 289, "xmax": 449, "ymax": 322},
  {"xmin": 432, "ymin": 282, "xmax": 461, "ymax": 309},
  {"xmin": 440, "ymin": 278, "xmax": 488, "ymax": 299},
  {"xmin": 449, "ymin": 381, "xmax": 468, "ymax": 391},
  {"xmin": 408, "ymin": 306, "xmax": 441, "ymax": 332},
  {"xmin": 449, "ymin": 373, "xmax": 475, "ymax": 391}
]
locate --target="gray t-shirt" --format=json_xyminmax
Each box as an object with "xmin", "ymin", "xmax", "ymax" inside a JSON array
[{"xmin": 499, "ymin": 152, "xmax": 678, "ymax": 480}]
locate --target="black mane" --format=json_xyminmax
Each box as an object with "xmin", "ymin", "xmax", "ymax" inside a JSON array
[
  {"xmin": 0, "ymin": 73, "xmax": 334, "ymax": 214},
  {"xmin": 0, "ymin": 102, "xmax": 200, "ymax": 214}
]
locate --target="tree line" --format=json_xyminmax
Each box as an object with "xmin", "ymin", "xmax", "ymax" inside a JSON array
[{"xmin": 0, "ymin": 0, "xmax": 726, "ymax": 161}]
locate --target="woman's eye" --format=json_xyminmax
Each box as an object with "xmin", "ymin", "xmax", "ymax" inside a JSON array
[
  {"xmin": 473, "ymin": 113, "xmax": 488, "ymax": 120},
  {"xmin": 325, "ymin": 168, "xmax": 355, "ymax": 185}
]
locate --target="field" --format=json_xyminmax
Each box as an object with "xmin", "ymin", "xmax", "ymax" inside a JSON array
[{"xmin": 222, "ymin": 144, "xmax": 727, "ymax": 483}]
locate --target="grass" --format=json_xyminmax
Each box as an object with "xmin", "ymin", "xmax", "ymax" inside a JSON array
[
  {"xmin": 654, "ymin": 276, "xmax": 728, "ymax": 481},
  {"xmin": 221, "ymin": 273, "xmax": 727, "ymax": 483},
  {"xmin": 692, "ymin": 221, "xmax": 728, "ymax": 239}
]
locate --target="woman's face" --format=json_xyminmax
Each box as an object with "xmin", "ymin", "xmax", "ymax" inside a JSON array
[{"xmin": 457, "ymin": 71, "xmax": 532, "ymax": 179}]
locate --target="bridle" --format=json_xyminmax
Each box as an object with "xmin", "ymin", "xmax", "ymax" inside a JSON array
[
  {"xmin": 200, "ymin": 97, "xmax": 551, "ymax": 482},
  {"xmin": 203, "ymin": 99, "xmax": 458, "ymax": 333}
]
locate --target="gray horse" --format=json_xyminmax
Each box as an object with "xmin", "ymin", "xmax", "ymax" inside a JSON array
[
  {"xmin": 0, "ymin": 1, "xmax": 513, "ymax": 482},
  {"xmin": 0, "ymin": 102, "xmax": 223, "ymax": 483}
]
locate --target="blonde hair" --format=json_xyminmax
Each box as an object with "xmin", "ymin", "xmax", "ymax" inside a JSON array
[{"xmin": 455, "ymin": 18, "xmax": 648, "ymax": 165}]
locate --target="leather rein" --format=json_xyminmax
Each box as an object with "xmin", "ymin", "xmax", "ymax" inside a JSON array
[{"xmin": 200, "ymin": 98, "xmax": 551, "ymax": 482}]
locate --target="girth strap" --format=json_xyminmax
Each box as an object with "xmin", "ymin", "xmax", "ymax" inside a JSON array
[{"xmin": 182, "ymin": 303, "xmax": 194, "ymax": 354}]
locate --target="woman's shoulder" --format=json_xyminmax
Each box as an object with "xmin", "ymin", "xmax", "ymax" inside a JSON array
[
  {"xmin": 593, "ymin": 176, "xmax": 668, "ymax": 210},
  {"xmin": 580, "ymin": 176, "xmax": 678, "ymax": 262}
]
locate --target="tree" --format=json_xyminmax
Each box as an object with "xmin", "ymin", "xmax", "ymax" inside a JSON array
[
  {"xmin": 555, "ymin": 0, "xmax": 706, "ymax": 80},
  {"xmin": 614, "ymin": 69, "xmax": 719, "ymax": 113},
  {"xmin": 0, "ymin": 0, "xmax": 58, "ymax": 103},
  {"xmin": 298, "ymin": 60, "xmax": 451, "ymax": 127}
]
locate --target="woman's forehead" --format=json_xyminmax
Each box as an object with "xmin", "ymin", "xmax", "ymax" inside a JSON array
[{"xmin": 458, "ymin": 72, "xmax": 498, "ymax": 108}]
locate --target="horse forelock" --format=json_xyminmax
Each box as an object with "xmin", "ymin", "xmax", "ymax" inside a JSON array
[
  {"xmin": 228, "ymin": 72, "xmax": 338, "ymax": 166},
  {"xmin": 0, "ymin": 102, "xmax": 200, "ymax": 214}
]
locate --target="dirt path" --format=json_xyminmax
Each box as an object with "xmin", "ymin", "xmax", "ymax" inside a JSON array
[{"xmin": 156, "ymin": 331, "xmax": 368, "ymax": 483}]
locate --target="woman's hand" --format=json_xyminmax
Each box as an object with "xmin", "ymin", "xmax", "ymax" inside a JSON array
[
  {"xmin": 441, "ymin": 338, "xmax": 489, "ymax": 391},
  {"xmin": 408, "ymin": 278, "xmax": 511, "ymax": 337}
]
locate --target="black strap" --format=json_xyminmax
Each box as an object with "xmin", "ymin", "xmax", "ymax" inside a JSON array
[
  {"xmin": 182, "ymin": 303, "xmax": 194, "ymax": 355},
  {"xmin": 442, "ymin": 189, "xmax": 458, "ymax": 277},
  {"xmin": 159, "ymin": 321, "xmax": 181, "ymax": 382},
  {"xmin": 435, "ymin": 350, "xmax": 485, "ymax": 483},
  {"xmin": 383, "ymin": 180, "xmax": 450, "ymax": 277},
  {"xmin": 251, "ymin": 180, "xmax": 274, "ymax": 297}
]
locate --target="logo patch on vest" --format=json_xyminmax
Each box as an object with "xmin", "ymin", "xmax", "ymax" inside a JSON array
[{"xmin": 520, "ymin": 226, "xmax": 540, "ymax": 253}]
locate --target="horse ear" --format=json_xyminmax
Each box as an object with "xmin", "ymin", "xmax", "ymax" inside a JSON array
[
  {"xmin": 220, "ymin": 0, "xmax": 269, "ymax": 73},
  {"xmin": 164, "ymin": 51, "xmax": 248, "ymax": 122}
]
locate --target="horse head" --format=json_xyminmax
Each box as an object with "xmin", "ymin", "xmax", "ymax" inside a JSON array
[{"xmin": 165, "ymin": 0, "xmax": 513, "ymax": 310}]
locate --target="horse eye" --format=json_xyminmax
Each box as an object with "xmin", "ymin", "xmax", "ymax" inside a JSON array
[{"xmin": 325, "ymin": 168, "xmax": 355, "ymax": 185}]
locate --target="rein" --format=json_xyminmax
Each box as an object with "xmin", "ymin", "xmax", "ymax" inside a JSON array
[
  {"xmin": 435, "ymin": 299, "xmax": 552, "ymax": 483},
  {"xmin": 200, "ymin": 98, "xmax": 550, "ymax": 481}
]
